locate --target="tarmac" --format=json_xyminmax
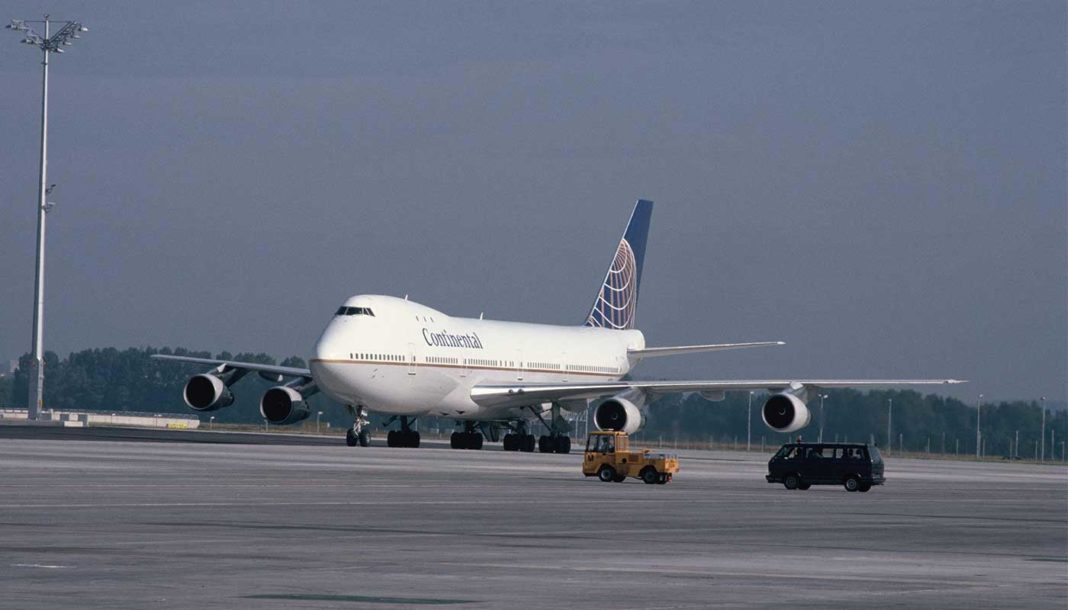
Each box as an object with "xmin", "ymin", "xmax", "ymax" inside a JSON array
[{"xmin": 1, "ymin": 428, "xmax": 1065, "ymax": 609}]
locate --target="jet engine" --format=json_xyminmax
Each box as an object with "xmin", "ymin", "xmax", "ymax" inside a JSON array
[
  {"xmin": 593, "ymin": 397, "xmax": 643, "ymax": 435},
  {"xmin": 761, "ymin": 393, "xmax": 811, "ymax": 433},
  {"xmin": 259, "ymin": 386, "xmax": 311, "ymax": 425},
  {"xmin": 183, "ymin": 374, "xmax": 235, "ymax": 411}
]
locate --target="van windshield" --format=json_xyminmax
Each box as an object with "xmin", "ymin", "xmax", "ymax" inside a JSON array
[
  {"xmin": 774, "ymin": 446, "xmax": 799, "ymax": 459},
  {"xmin": 869, "ymin": 446, "xmax": 882, "ymax": 462}
]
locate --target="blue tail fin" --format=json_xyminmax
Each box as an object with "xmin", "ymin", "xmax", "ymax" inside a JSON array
[{"xmin": 584, "ymin": 199, "xmax": 653, "ymax": 330}]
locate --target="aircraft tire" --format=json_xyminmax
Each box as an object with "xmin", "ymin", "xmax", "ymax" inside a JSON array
[
  {"xmin": 538, "ymin": 435, "xmax": 552, "ymax": 453},
  {"xmin": 450, "ymin": 432, "xmax": 462, "ymax": 449},
  {"xmin": 358, "ymin": 430, "xmax": 371, "ymax": 447},
  {"xmin": 346, "ymin": 429, "xmax": 358, "ymax": 447},
  {"xmin": 521, "ymin": 435, "xmax": 535, "ymax": 452},
  {"xmin": 409, "ymin": 431, "xmax": 420, "ymax": 448},
  {"xmin": 555, "ymin": 436, "xmax": 571, "ymax": 454},
  {"xmin": 386, "ymin": 430, "xmax": 398, "ymax": 447},
  {"xmin": 471, "ymin": 433, "xmax": 483, "ymax": 450},
  {"xmin": 502, "ymin": 434, "xmax": 515, "ymax": 451}
]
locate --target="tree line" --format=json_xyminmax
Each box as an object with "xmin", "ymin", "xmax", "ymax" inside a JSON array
[
  {"xmin": 1, "ymin": 346, "xmax": 1064, "ymax": 459},
  {"xmin": 640, "ymin": 388, "xmax": 1066, "ymax": 459}
]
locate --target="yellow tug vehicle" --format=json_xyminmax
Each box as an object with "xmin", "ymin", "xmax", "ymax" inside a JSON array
[{"xmin": 582, "ymin": 430, "xmax": 679, "ymax": 484}]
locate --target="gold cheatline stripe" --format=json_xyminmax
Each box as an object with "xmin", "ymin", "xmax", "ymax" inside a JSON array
[{"xmin": 308, "ymin": 359, "xmax": 619, "ymax": 377}]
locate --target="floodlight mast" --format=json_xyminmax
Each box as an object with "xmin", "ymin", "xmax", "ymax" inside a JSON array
[{"xmin": 6, "ymin": 15, "xmax": 87, "ymax": 420}]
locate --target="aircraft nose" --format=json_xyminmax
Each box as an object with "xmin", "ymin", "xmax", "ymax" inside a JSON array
[{"xmin": 314, "ymin": 324, "xmax": 347, "ymax": 360}]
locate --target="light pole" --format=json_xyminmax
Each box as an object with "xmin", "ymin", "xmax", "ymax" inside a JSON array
[
  {"xmin": 976, "ymin": 393, "xmax": 983, "ymax": 459},
  {"xmin": 6, "ymin": 16, "xmax": 87, "ymax": 421},
  {"xmin": 1039, "ymin": 396, "xmax": 1046, "ymax": 462},
  {"xmin": 209, "ymin": 416, "xmax": 215, "ymax": 430},
  {"xmin": 316, "ymin": 411, "xmax": 323, "ymax": 434},
  {"xmin": 818, "ymin": 394, "xmax": 828, "ymax": 443},
  {"xmin": 746, "ymin": 391, "xmax": 753, "ymax": 452},
  {"xmin": 886, "ymin": 398, "xmax": 893, "ymax": 454}
]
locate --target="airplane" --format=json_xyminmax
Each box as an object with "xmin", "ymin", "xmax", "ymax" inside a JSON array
[{"xmin": 153, "ymin": 199, "xmax": 963, "ymax": 452}]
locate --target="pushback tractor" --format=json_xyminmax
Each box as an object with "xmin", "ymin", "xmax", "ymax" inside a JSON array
[{"xmin": 582, "ymin": 431, "xmax": 679, "ymax": 484}]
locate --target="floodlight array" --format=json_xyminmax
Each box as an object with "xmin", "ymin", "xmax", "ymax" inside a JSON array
[{"xmin": 6, "ymin": 18, "xmax": 87, "ymax": 52}]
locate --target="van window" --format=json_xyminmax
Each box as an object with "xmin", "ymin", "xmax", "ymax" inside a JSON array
[{"xmin": 805, "ymin": 447, "xmax": 826, "ymax": 460}]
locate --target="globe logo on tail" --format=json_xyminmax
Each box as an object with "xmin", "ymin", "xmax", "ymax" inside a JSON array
[{"xmin": 586, "ymin": 238, "xmax": 638, "ymax": 330}]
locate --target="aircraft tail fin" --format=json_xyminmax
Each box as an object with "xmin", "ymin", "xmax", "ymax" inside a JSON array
[{"xmin": 584, "ymin": 199, "xmax": 653, "ymax": 330}]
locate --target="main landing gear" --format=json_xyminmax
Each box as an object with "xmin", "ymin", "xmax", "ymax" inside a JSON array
[
  {"xmin": 345, "ymin": 405, "xmax": 371, "ymax": 447},
  {"xmin": 520, "ymin": 404, "xmax": 572, "ymax": 454},
  {"xmin": 502, "ymin": 421, "xmax": 536, "ymax": 452},
  {"xmin": 450, "ymin": 421, "xmax": 483, "ymax": 450},
  {"xmin": 386, "ymin": 416, "xmax": 421, "ymax": 448},
  {"xmin": 538, "ymin": 435, "xmax": 571, "ymax": 454}
]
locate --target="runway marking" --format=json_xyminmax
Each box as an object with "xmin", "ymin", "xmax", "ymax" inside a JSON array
[
  {"xmin": 244, "ymin": 593, "xmax": 477, "ymax": 605},
  {"xmin": 11, "ymin": 563, "xmax": 72, "ymax": 569}
]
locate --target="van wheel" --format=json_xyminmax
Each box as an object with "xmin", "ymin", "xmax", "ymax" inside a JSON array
[
  {"xmin": 858, "ymin": 482, "xmax": 871, "ymax": 492},
  {"xmin": 844, "ymin": 476, "xmax": 860, "ymax": 492},
  {"xmin": 784, "ymin": 474, "xmax": 800, "ymax": 490},
  {"xmin": 641, "ymin": 467, "xmax": 658, "ymax": 485},
  {"xmin": 797, "ymin": 482, "xmax": 811, "ymax": 490},
  {"xmin": 598, "ymin": 465, "xmax": 617, "ymax": 483}
]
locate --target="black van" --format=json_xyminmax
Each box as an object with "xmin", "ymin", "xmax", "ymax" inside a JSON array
[{"xmin": 766, "ymin": 443, "xmax": 884, "ymax": 492}]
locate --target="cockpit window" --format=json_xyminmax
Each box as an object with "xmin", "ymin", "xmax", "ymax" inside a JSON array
[{"xmin": 335, "ymin": 306, "xmax": 375, "ymax": 317}]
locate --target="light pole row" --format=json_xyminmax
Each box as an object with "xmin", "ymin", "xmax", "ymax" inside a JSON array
[{"xmin": 6, "ymin": 16, "xmax": 88, "ymax": 420}]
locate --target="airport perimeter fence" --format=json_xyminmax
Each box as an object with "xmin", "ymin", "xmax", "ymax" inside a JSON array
[{"xmin": 203, "ymin": 418, "xmax": 1068, "ymax": 465}]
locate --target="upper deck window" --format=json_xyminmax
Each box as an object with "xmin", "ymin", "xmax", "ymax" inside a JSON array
[{"xmin": 335, "ymin": 306, "xmax": 375, "ymax": 317}]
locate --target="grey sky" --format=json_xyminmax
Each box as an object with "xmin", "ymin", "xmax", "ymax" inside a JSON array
[{"xmin": 1, "ymin": 1, "xmax": 1064, "ymax": 402}]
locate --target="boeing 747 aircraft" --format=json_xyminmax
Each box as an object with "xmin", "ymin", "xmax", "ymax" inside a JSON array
[{"xmin": 154, "ymin": 200, "xmax": 962, "ymax": 452}]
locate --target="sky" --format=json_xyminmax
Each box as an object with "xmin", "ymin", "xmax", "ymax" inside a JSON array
[{"xmin": 0, "ymin": 1, "xmax": 1064, "ymax": 403}]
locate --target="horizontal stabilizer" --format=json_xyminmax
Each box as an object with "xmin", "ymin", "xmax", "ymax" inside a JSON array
[{"xmin": 629, "ymin": 341, "xmax": 785, "ymax": 358}]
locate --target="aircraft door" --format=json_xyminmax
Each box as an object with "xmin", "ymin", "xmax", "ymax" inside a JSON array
[
  {"xmin": 516, "ymin": 349, "xmax": 524, "ymax": 381},
  {"xmin": 407, "ymin": 343, "xmax": 416, "ymax": 376}
]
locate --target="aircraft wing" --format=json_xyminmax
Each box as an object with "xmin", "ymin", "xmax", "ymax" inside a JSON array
[
  {"xmin": 470, "ymin": 378, "xmax": 966, "ymax": 409},
  {"xmin": 628, "ymin": 341, "xmax": 784, "ymax": 358},
  {"xmin": 150, "ymin": 354, "xmax": 312, "ymax": 379}
]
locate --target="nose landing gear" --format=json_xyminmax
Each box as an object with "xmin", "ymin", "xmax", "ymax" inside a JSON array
[{"xmin": 345, "ymin": 405, "xmax": 371, "ymax": 447}]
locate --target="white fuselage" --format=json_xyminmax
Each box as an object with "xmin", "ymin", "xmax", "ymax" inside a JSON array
[{"xmin": 309, "ymin": 295, "xmax": 645, "ymax": 419}]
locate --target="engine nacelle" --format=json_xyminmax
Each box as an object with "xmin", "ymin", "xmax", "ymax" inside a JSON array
[
  {"xmin": 761, "ymin": 393, "xmax": 811, "ymax": 433},
  {"xmin": 183, "ymin": 374, "xmax": 235, "ymax": 411},
  {"xmin": 593, "ymin": 397, "xmax": 643, "ymax": 435},
  {"xmin": 259, "ymin": 386, "xmax": 311, "ymax": 425}
]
